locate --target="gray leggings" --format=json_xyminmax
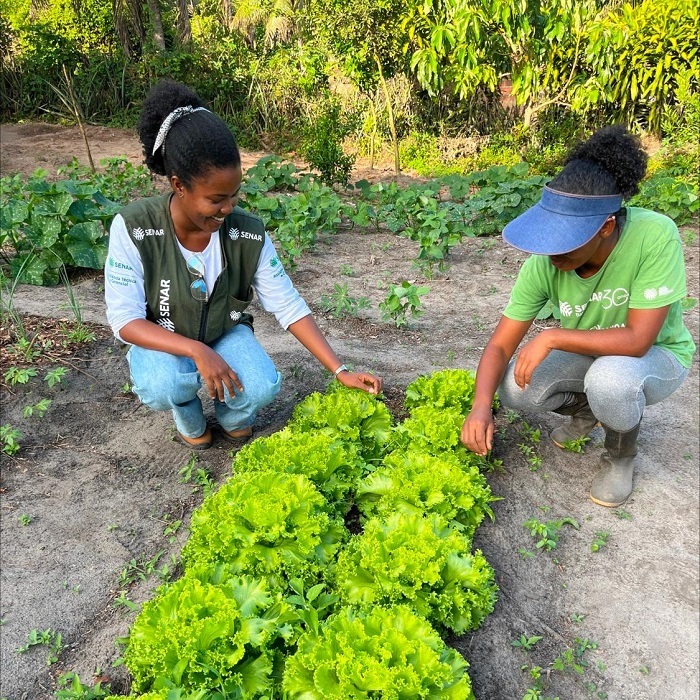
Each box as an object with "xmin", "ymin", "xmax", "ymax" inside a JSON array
[{"xmin": 498, "ymin": 347, "xmax": 689, "ymax": 432}]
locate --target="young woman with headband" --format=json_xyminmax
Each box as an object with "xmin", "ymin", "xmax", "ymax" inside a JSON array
[
  {"xmin": 460, "ymin": 126, "xmax": 694, "ymax": 507},
  {"xmin": 105, "ymin": 80, "xmax": 382, "ymax": 449}
]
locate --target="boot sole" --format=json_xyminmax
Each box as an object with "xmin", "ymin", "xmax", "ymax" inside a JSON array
[
  {"xmin": 589, "ymin": 492, "xmax": 627, "ymax": 508},
  {"xmin": 176, "ymin": 428, "xmax": 213, "ymax": 450}
]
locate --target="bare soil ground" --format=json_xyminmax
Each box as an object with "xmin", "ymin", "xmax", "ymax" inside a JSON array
[{"xmin": 1, "ymin": 123, "xmax": 698, "ymax": 700}]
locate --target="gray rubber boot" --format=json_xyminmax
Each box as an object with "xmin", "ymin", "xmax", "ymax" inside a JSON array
[
  {"xmin": 550, "ymin": 393, "xmax": 599, "ymax": 448},
  {"xmin": 589, "ymin": 421, "xmax": 641, "ymax": 507}
]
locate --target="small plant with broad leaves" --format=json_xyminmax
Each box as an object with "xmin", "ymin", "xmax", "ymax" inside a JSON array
[
  {"xmin": 523, "ymin": 516, "xmax": 580, "ymax": 552},
  {"xmin": 319, "ymin": 283, "xmax": 371, "ymax": 318},
  {"xmin": 379, "ymin": 280, "xmax": 429, "ymax": 328},
  {"xmin": 1, "ymin": 425, "xmax": 22, "ymax": 455}
]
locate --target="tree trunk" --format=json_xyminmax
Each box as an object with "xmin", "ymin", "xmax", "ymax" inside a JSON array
[
  {"xmin": 375, "ymin": 54, "xmax": 400, "ymax": 176},
  {"xmin": 177, "ymin": 0, "xmax": 191, "ymax": 46},
  {"xmin": 146, "ymin": 0, "xmax": 166, "ymax": 51}
]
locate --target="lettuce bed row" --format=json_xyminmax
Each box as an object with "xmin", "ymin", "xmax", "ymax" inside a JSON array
[{"xmin": 105, "ymin": 369, "xmax": 500, "ymax": 700}]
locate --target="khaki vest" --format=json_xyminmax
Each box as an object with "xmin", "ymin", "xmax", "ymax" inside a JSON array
[{"xmin": 119, "ymin": 194, "xmax": 264, "ymax": 343}]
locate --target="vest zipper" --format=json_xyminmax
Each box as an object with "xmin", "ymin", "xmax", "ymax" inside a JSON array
[
  {"xmin": 197, "ymin": 278, "xmax": 219, "ymax": 342},
  {"xmin": 197, "ymin": 302, "xmax": 209, "ymax": 342}
]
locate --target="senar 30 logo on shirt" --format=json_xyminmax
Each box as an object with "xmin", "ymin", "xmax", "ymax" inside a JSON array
[
  {"xmin": 229, "ymin": 227, "xmax": 262, "ymax": 242},
  {"xmin": 132, "ymin": 227, "xmax": 164, "ymax": 240}
]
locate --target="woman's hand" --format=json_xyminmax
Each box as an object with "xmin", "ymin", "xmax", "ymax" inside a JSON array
[
  {"xmin": 192, "ymin": 343, "xmax": 243, "ymax": 401},
  {"xmin": 461, "ymin": 406, "xmax": 495, "ymax": 456},
  {"xmin": 337, "ymin": 370, "xmax": 383, "ymax": 395},
  {"xmin": 513, "ymin": 331, "xmax": 554, "ymax": 389}
]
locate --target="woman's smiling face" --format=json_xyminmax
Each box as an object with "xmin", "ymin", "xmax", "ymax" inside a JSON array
[{"xmin": 171, "ymin": 165, "xmax": 242, "ymax": 235}]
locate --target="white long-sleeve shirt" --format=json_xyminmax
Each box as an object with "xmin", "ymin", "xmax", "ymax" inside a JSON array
[{"xmin": 104, "ymin": 213, "xmax": 311, "ymax": 340}]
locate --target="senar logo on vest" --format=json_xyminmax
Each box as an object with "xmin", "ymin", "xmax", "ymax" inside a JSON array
[
  {"xmin": 132, "ymin": 227, "xmax": 165, "ymax": 240},
  {"xmin": 229, "ymin": 227, "xmax": 262, "ymax": 242}
]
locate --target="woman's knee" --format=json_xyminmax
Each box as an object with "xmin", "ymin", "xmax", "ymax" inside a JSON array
[
  {"xmin": 242, "ymin": 371, "xmax": 282, "ymax": 411},
  {"xmin": 584, "ymin": 357, "xmax": 641, "ymax": 406},
  {"xmin": 127, "ymin": 347, "xmax": 199, "ymax": 409}
]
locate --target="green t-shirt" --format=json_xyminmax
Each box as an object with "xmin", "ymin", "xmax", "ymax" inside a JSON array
[{"xmin": 503, "ymin": 207, "xmax": 696, "ymax": 368}]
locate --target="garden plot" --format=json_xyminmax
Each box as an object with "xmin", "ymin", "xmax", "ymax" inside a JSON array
[{"xmin": 1, "ymin": 123, "xmax": 698, "ymax": 700}]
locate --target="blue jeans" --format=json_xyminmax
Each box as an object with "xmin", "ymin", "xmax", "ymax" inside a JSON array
[
  {"xmin": 127, "ymin": 325, "xmax": 282, "ymax": 438},
  {"xmin": 498, "ymin": 346, "xmax": 689, "ymax": 432}
]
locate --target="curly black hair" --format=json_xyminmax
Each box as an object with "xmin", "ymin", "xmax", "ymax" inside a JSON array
[
  {"xmin": 138, "ymin": 79, "xmax": 240, "ymax": 187},
  {"xmin": 549, "ymin": 125, "xmax": 648, "ymax": 200}
]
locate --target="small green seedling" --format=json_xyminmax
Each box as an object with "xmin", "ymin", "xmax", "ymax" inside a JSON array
[
  {"xmin": 19, "ymin": 514, "xmax": 32, "ymax": 526},
  {"xmin": 338, "ymin": 263, "xmax": 355, "ymax": 276},
  {"xmin": 570, "ymin": 612, "xmax": 586, "ymax": 624},
  {"xmin": 561, "ymin": 436, "xmax": 590, "ymax": 453},
  {"xmin": 379, "ymin": 281, "xmax": 429, "ymax": 328},
  {"xmin": 44, "ymin": 367, "xmax": 68, "ymax": 387},
  {"xmin": 319, "ymin": 283, "xmax": 371, "ymax": 318},
  {"xmin": 16, "ymin": 628, "xmax": 64, "ymax": 665},
  {"xmin": 639, "ymin": 665, "xmax": 651, "ymax": 675},
  {"xmin": 518, "ymin": 548, "xmax": 535, "ymax": 559},
  {"xmin": 22, "ymin": 398, "xmax": 52, "ymax": 419},
  {"xmin": 512, "ymin": 634, "xmax": 543, "ymax": 652},
  {"xmin": 163, "ymin": 518, "xmax": 182, "ymax": 544},
  {"xmin": 113, "ymin": 590, "xmax": 139, "ymax": 611},
  {"xmin": 1, "ymin": 425, "xmax": 22, "ymax": 455},
  {"xmin": 590, "ymin": 531, "xmax": 610, "ymax": 552},
  {"xmin": 614, "ymin": 509, "xmax": 633, "ymax": 521},
  {"xmin": 4, "ymin": 367, "xmax": 37, "ymax": 386},
  {"xmin": 524, "ymin": 516, "xmax": 580, "ymax": 552},
  {"xmin": 55, "ymin": 670, "xmax": 111, "ymax": 699}
]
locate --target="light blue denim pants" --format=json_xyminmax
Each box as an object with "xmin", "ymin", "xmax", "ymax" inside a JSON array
[
  {"xmin": 498, "ymin": 346, "xmax": 689, "ymax": 432},
  {"xmin": 127, "ymin": 325, "xmax": 282, "ymax": 438}
]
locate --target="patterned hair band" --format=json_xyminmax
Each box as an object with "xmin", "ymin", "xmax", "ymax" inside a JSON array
[{"xmin": 152, "ymin": 105, "xmax": 210, "ymax": 156}]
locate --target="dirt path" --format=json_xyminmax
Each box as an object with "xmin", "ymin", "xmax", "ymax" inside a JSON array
[{"xmin": 1, "ymin": 123, "xmax": 698, "ymax": 700}]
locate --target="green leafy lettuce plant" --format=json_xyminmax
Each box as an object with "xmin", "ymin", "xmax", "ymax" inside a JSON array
[
  {"xmin": 289, "ymin": 384, "xmax": 392, "ymax": 462},
  {"xmin": 283, "ymin": 605, "xmax": 475, "ymax": 700},
  {"xmin": 356, "ymin": 450, "xmax": 495, "ymax": 538},
  {"xmin": 181, "ymin": 471, "xmax": 346, "ymax": 586},
  {"xmin": 333, "ymin": 512, "xmax": 498, "ymax": 633},
  {"xmin": 124, "ymin": 566, "xmax": 296, "ymax": 695},
  {"xmin": 233, "ymin": 427, "xmax": 366, "ymax": 514}
]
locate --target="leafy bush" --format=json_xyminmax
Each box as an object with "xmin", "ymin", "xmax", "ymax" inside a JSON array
[
  {"xmin": 289, "ymin": 385, "xmax": 392, "ymax": 462},
  {"xmin": 124, "ymin": 566, "xmax": 296, "ymax": 695},
  {"xmin": 233, "ymin": 427, "xmax": 366, "ymax": 513},
  {"xmin": 0, "ymin": 170, "xmax": 120, "ymax": 284},
  {"xmin": 181, "ymin": 471, "xmax": 346, "ymax": 586},
  {"xmin": 57, "ymin": 157, "xmax": 158, "ymax": 204},
  {"xmin": 629, "ymin": 174, "xmax": 699, "ymax": 225},
  {"xmin": 356, "ymin": 450, "xmax": 495, "ymax": 538},
  {"xmin": 333, "ymin": 512, "xmax": 497, "ymax": 633},
  {"xmin": 443, "ymin": 163, "xmax": 548, "ymax": 237},
  {"xmin": 283, "ymin": 605, "xmax": 475, "ymax": 699},
  {"xmin": 300, "ymin": 99, "xmax": 356, "ymax": 186}
]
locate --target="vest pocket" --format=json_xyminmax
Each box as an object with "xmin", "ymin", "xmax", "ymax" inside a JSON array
[{"xmin": 228, "ymin": 289, "xmax": 253, "ymax": 323}]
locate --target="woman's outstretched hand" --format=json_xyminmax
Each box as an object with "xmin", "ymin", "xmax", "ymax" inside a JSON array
[
  {"xmin": 337, "ymin": 370, "xmax": 383, "ymax": 395},
  {"xmin": 461, "ymin": 406, "xmax": 494, "ymax": 456}
]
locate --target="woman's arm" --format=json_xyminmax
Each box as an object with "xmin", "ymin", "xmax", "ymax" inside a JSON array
[
  {"xmin": 287, "ymin": 314, "xmax": 383, "ymax": 394},
  {"xmin": 461, "ymin": 316, "xmax": 533, "ymax": 455},
  {"xmin": 513, "ymin": 305, "xmax": 670, "ymax": 388}
]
